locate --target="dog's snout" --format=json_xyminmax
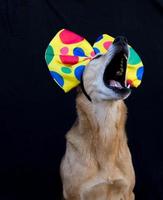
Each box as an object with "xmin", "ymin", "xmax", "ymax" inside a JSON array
[{"xmin": 113, "ymin": 36, "xmax": 128, "ymax": 46}]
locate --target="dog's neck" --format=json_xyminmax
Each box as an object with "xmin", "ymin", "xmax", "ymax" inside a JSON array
[{"xmin": 75, "ymin": 92, "xmax": 128, "ymax": 160}]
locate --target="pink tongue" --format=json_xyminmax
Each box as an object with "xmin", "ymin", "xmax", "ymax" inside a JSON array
[{"xmin": 109, "ymin": 80, "xmax": 123, "ymax": 89}]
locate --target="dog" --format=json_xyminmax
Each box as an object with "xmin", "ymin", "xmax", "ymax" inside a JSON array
[{"xmin": 60, "ymin": 36, "xmax": 135, "ymax": 200}]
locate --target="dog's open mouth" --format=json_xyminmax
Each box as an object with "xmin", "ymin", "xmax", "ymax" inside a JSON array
[{"xmin": 103, "ymin": 50, "xmax": 131, "ymax": 94}]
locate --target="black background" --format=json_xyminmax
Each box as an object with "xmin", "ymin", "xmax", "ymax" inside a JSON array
[{"xmin": 0, "ymin": 0, "xmax": 163, "ymax": 199}]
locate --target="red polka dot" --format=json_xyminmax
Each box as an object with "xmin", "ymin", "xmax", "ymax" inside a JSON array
[
  {"xmin": 59, "ymin": 29, "xmax": 84, "ymax": 44},
  {"xmin": 90, "ymin": 51, "xmax": 95, "ymax": 57},
  {"xmin": 60, "ymin": 47, "xmax": 69, "ymax": 55},
  {"xmin": 60, "ymin": 55, "xmax": 79, "ymax": 65},
  {"xmin": 127, "ymin": 79, "xmax": 133, "ymax": 86},
  {"xmin": 103, "ymin": 41, "xmax": 112, "ymax": 50}
]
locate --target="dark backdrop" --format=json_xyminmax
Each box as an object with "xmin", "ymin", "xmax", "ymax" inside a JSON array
[{"xmin": 0, "ymin": 0, "xmax": 163, "ymax": 199}]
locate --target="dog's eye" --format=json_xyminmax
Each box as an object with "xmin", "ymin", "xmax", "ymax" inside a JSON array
[{"xmin": 93, "ymin": 54, "xmax": 102, "ymax": 59}]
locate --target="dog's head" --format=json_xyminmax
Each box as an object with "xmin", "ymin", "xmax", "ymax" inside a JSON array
[
  {"xmin": 83, "ymin": 36, "xmax": 131, "ymax": 102},
  {"xmin": 45, "ymin": 29, "xmax": 144, "ymax": 98}
]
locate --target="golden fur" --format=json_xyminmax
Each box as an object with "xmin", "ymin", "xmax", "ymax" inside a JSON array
[
  {"xmin": 60, "ymin": 93, "xmax": 135, "ymax": 200},
  {"xmin": 60, "ymin": 44, "xmax": 135, "ymax": 200}
]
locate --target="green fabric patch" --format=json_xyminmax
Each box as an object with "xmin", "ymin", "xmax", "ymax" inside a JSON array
[
  {"xmin": 128, "ymin": 47, "xmax": 141, "ymax": 65},
  {"xmin": 45, "ymin": 45, "xmax": 54, "ymax": 65},
  {"xmin": 61, "ymin": 67, "xmax": 72, "ymax": 74}
]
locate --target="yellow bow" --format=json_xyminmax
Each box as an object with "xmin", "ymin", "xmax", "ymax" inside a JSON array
[{"xmin": 45, "ymin": 29, "xmax": 144, "ymax": 92}]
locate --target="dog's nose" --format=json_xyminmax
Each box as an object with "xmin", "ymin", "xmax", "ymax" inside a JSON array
[{"xmin": 113, "ymin": 36, "xmax": 128, "ymax": 46}]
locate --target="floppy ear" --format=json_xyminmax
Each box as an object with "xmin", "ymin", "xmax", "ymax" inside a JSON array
[
  {"xmin": 126, "ymin": 47, "xmax": 144, "ymax": 88},
  {"xmin": 45, "ymin": 29, "xmax": 94, "ymax": 92}
]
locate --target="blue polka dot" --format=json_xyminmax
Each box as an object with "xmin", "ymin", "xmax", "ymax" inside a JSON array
[
  {"xmin": 96, "ymin": 35, "xmax": 103, "ymax": 42},
  {"xmin": 50, "ymin": 71, "xmax": 64, "ymax": 87},
  {"xmin": 93, "ymin": 47, "xmax": 100, "ymax": 54},
  {"xmin": 136, "ymin": 67, "xmax": 144, "ymax": 80},
  {"xmin": 73, "ymin": 47, "xmax": 86, "ymax": 57},
  {"xmin": 74, "ymin": 65, "xmax": 85, "ymax": 81}
]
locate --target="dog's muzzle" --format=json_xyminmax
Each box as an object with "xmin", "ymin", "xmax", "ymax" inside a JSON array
[{"xmin": 103, "ymin": 36, "xmax": 131, "ymax": 95}]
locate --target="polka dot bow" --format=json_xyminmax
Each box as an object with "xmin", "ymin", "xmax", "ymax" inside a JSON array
[{"xmin": 45, "ymin": 29, "xmax": 144, "ymax": 92}]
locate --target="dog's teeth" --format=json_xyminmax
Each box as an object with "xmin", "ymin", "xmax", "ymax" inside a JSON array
[
  {"xmin": 127, "ymin": 84, "xmax": 131, "ymax": 88},
  {"xmin": 116, "ymin": 71, "xmax": 122, "ymax": 76},
  {"xmin": 124, "ymin": 54, "xmax": 128, "ymax": 60},
  {"xmin": 125, "ymin": 80, "xmax": 127, "ymax": 87}
]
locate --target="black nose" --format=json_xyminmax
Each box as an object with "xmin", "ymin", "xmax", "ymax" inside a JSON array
[{"xmin": 113, "ymin": 36, "xmax": 128, "ymax": 46}]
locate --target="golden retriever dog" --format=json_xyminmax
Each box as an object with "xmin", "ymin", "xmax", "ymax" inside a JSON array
[{"xmin": 60, "ymin": 36, "xmax": 135, "ymax": 200}]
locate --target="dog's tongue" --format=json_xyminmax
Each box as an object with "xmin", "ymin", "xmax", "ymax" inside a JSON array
[{"xmin": 109, "ymin": 80, "xmax": 123, "ymax": 89}]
